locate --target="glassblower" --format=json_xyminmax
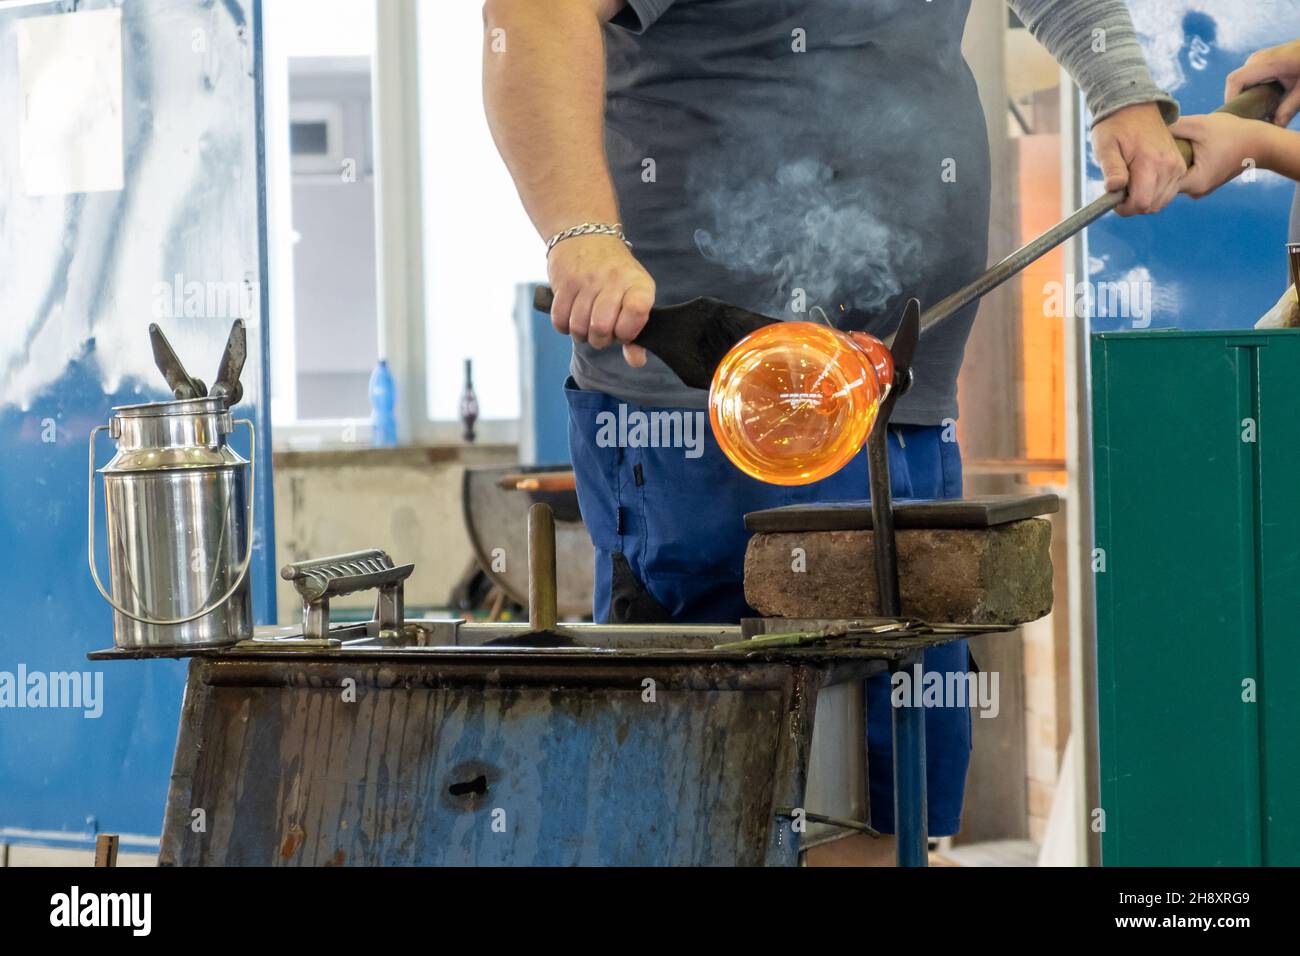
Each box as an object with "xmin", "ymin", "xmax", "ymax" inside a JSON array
[{"xmin": 535, "ymin": 81, "xmax": 1287, "ymax": 488}]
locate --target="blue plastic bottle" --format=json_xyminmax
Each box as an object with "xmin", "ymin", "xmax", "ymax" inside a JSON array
[{"xmin": 368, "ymin": 359, "xmax": 398, "ymax": 447}]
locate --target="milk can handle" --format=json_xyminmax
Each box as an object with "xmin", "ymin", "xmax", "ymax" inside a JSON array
[{"xmin": 87, "ymin": 419, "xmax": 257, "ymax": 626}]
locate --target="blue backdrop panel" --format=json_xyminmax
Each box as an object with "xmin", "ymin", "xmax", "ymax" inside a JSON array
[
  {"xmin": 1086, "ymin": 2, "xmax": 1300, "ymax": 333},
  {"xmin": 515, "ymin": 282, "xmax": 572, "ymax": 466},
  {"xmin": 0, "ymin": 0, "xmax": 273, "ymax": 850}
]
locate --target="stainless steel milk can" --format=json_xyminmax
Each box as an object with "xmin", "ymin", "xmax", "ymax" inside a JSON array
[{"xmin": 88, "ymin": 396, "xmax": 255, "ymax": 649}]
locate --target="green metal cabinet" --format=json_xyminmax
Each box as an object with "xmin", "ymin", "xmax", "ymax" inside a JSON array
[{"xmin": 1092, "ymin": 330, "xmax": 1300, "ymax": 866}]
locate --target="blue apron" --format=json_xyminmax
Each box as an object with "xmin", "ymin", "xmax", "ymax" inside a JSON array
[{"xmin": 565, "ymin": 378, "xmax": 972, "ymax": 836}]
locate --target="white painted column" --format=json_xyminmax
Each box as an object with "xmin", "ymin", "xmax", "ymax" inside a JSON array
[{"xmin": 372, "ymin": 0, "xmax": 428, "ymax": 443}]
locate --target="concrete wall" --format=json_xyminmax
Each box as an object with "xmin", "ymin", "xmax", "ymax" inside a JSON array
[{"xmin": 272, "ymin": 444, "xmax": 516, "ymax": 624}]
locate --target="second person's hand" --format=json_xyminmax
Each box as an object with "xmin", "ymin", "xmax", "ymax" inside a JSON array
[
  {"xmin": 1226, "ymin": 40, "xmax": 1300, "ymax": 127},
  {"xmin": 1169, "ymin": 113, "xmax": 1266, "ymax": 197},
  {"xmin": 547, "ymin": 235, "xmax": 655, "ymax": 368}
]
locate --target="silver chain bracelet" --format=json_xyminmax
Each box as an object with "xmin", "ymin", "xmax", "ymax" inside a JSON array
[{"xmin": 545, "ymin": 222, "xmax": 632, "ymax": 256}]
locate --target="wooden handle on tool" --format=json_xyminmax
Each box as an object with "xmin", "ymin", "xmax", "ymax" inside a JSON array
[
  {"xmin": 1173, "ymin": 81, "xmax": 1285, "ymax": 166},
  {"xmin": 534, "ymin": 286, "xmax": 557, "ymax": 315},
  {"xmin": 498, "ymin": 472, "xmax": 577, "ymax": 493}
]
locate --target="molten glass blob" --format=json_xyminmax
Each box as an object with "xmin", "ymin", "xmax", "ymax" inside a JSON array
[{"xmin": 708, "ymin": 322, "xmax": 892, "ymax": 486}]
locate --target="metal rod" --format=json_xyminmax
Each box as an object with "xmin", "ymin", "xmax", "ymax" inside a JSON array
[
  {"xmin": 891, "ymin": 654, "xmax": 929, "ymax": 867},
  {"xmin": 892, "ymin": 190, "xmax": 1123, "ymax": 344},
  {"xmin": 527, "ymin": 503, "xmax": 558, "ymax": 632},
  {"xmin": 867, "ymin": 421, "xmax": 901, "ymax": 617},
  {"xmin": 776, "ymin": 807, "xmax": 881, "ymax": 838}
]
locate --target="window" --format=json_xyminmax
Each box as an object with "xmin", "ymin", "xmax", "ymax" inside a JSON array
[
  {"xmin": 417, "ymin": 0, "xmax": 541, "ymax": 425},
  {"xmin": 263, "ymin": 0, "xmax": 542, "ymax": 448},
  {"xmin": 264, "ymin": 0, "xmax": 380, "ymax": 441}
]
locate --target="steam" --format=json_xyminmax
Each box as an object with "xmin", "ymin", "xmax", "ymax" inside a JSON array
[{"xmin": 692, "ymin": 158, "xmax": 922, "ymax": 323}]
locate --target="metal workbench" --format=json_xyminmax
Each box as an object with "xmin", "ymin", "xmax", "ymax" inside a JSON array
[{"xmin": 92, "ymin": 620, "xmax": 992, "ymax": 867}]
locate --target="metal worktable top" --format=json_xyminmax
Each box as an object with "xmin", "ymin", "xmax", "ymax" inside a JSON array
[{"xmin": 90, "ymin": 618, "xmax": 1005, "ymax": 867}]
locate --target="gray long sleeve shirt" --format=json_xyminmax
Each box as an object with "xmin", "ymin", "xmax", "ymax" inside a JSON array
[{"xmin": 579, "ymin": 0, "xmax": 1175, "ymax": 423}]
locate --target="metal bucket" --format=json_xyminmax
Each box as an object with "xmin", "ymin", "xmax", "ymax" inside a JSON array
[{"xmin": 88, "ymin": 397, "xmax": 255, "ymax": 649}]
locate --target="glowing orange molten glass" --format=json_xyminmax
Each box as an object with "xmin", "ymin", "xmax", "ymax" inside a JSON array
[{"xmin": 708, "ymin": 322, "xmax": 893, "ymax": 486}]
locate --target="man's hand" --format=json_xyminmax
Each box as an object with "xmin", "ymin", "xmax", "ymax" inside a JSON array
[
  {"xmin": 548, "ymin": 235, "xmax": 655, "ymax": 368},
  {"xmin": 1092, "ymin": 103, "xmax": 1187, "ymax": 216},
  {"xmin": 1169, "ymin": 113, "xmax": 1267, "ymax": 198},
  {"xmin": 483, "ymin": 0, "xmax": 652, "ymax": 369},
  {"xmin": 1226, "ymin": 40, "xmax": 1300, "ymax": 127}
]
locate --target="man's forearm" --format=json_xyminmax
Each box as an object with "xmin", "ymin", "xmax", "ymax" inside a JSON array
[
  {"xmin": 1008, "ymin": 0, "xmax": 1177, "ymax": 124},
  {"xmin": 482, "ymin": 0, "xmax": 622, "ymax": 239},
  {"xmin": 1259, "ymin": 125, "xmax": 1300, "ymax": 179}
]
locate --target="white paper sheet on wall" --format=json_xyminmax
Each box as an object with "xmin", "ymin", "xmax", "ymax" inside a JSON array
[{"xmin": 17, "ymin": 7, "xmax": 125, "ymax": 197}]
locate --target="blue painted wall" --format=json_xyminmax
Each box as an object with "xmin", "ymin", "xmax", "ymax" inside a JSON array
[
  {"xmin": 1086, "ymin": 3, "xmax": 1300, "ymax": 333},
  {"xmin": 0, "ymin": 0, "xmax": 273, "ymax": 849},
  {"xmin": 515, "ymin": 282, "xmax": 573, "ymax": 466}
]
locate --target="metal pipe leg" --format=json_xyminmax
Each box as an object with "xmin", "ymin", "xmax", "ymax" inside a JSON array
[{"xmin": 891, "ymin": 655, "xmax": 928, "ymax": 867}]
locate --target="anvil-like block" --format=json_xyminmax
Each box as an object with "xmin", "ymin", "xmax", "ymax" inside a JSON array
[{"xmin": 744, "ymin": 519, "xmax": 1054, "ymax": 625}]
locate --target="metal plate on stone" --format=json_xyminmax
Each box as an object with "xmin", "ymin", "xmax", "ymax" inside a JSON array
[
  {"xmin": 744, "ymin": 494, "xmax": 1060, "ymax": 533},
  {"xmin": 463, "ymin": 465, "xmax": 595, "ymax": 618}
]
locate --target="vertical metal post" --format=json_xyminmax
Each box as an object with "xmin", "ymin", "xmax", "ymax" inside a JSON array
[
  {"xmin": 867, "ymin": 423, "xmax": 901, "ymax": 616},
  {"xmin": 868, "ymin": 306, "xmax": 926, "ymax": 866},
  {"xmin": 868, "ymin": 299, "xmax": 917, "ymax": 620},
  {"xmin": 528, "ymin": 503, "xmax": 558, "ymax": 632},
  {"xmin": 373, "ymin": 0, "xmax": 429, "ymax": 443},
  {"xmin": 891, "ymin": 654, "xmax": 929, "ymax": 867},
  {"xmin": 870, "ymin": 397, "xmax": 928, "ymax": 866},
  {"xmin": 375, "ymin": 583, "xmax": 405, "ymax": 633}
]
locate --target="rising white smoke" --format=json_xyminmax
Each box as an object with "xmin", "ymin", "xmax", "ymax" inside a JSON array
[{"xmin": 692, "ymin": 158, "xmax": 923, "ymax": 320}]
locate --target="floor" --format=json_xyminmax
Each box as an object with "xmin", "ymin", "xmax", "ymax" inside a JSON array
[
  {"xmin": 4, "ymin": 840, "xmax": 1041, "ymax": 868},
  {"xmin": 2, "ymin": 845, "xmax": 158, "ymax": 867},
  {"xmin": 937, "ymin": 839, "xmax": 1040, "ymax": 867},
  {"xmin": 806, "ymin": 834, "xmax": 1040, "ymax": 867}
]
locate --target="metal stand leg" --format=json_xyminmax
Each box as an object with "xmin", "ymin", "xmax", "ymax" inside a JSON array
[
  {"xmin": 891, "ymin": 654, "xmax": 929, "ymax": 867},
  {"xmin": 866, "ymin": 420, "xmax": 901, "ymax": 615},
  {"xmin": 870, "ymin": 301, "xmax": 929, "ymax": 867}
]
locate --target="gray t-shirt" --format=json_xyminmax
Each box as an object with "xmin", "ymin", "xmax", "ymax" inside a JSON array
[{"xmin": 575, "ymin": 0, "xmax": 1174, "ymax": 424}]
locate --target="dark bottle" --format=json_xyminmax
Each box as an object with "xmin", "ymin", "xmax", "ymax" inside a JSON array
[{"xmin": 460, "ymin": 358, "xmax": 479, "ymax": 443}]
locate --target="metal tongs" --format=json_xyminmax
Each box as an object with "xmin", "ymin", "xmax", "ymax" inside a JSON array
[{"xmin": 149, "ymin": 319, "xmax": 247, "ymax": 407}]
